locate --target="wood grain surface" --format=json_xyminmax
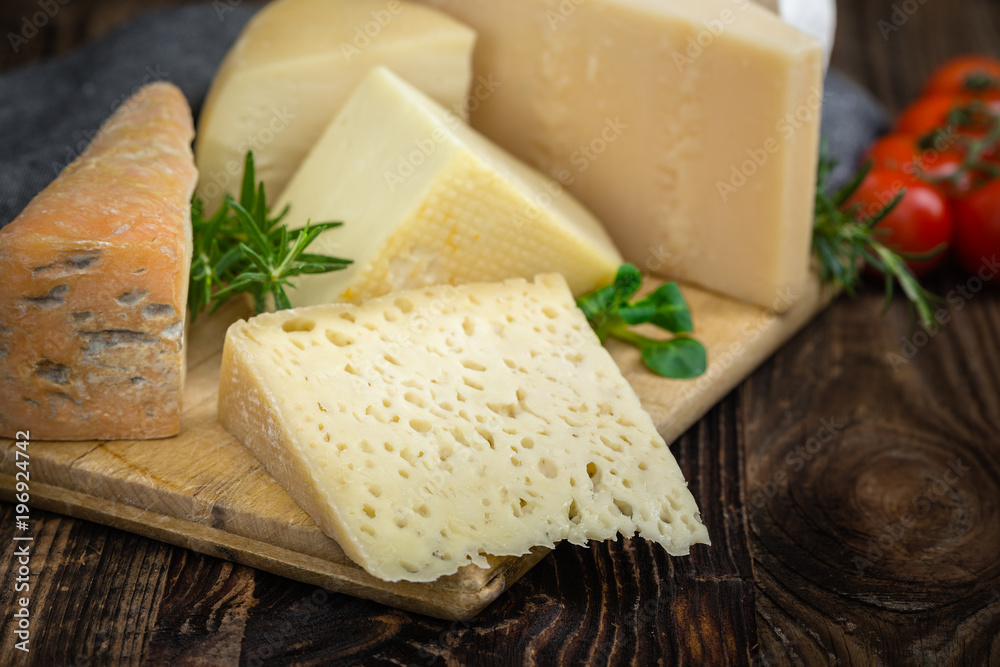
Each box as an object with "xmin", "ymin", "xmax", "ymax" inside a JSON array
[
  {"xmin": 0, "ymin": 276, "xmax": 825, "ymax": 622},
  {"xmin": 0, "ymin": 0, "xmax": 998, "ymax": 665}
]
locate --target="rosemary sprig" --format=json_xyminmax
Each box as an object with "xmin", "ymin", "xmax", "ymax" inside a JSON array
[
  {"xmin": 577, "ymin": 264, "xmax": 707, "ymax": 379},
  {"xmin": 812, "ymin": 149, "xmax": 941, "ymax": 329},
  {"xmin": 188, "ymin": 152, "xmax": 351, "ymax": 320}
]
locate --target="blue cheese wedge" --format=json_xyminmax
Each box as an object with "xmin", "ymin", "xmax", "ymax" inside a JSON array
[
  {"xmin": 218, "ymin": 273, "xmax": 710, "ymax": 583},
  {"xmin": 273, "ymin": 66, "xmax": 622, "ymax": 306}
]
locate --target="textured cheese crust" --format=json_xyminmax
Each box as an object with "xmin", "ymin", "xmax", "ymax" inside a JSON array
[
  {"xmin": 275, "ymin": 67, "xmax": 622, "ymax": 306},
  {"xmin": 0, "ymin": 83, "xmax": 196, "ymax": 440},
  {"xmin": 416, "ymin": 0, "xmax": 823, "ymax": 310},
  {"xmin": 218, "ymin": 274, "xmax": 709, "ymax": 583},
  {"xmin": 195, "ymin": 0, "xmax": 477, "ymax": 213}
]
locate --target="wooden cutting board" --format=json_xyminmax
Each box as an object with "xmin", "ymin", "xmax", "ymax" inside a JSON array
[{"xmin": 0, "ymin": 276, "xmax": 828, "ymax": 620}]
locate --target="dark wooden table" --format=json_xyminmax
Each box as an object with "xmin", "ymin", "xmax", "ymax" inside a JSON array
[{"xmin": 1, "ymin": 1, "xmax": 999, "ymax": 664}]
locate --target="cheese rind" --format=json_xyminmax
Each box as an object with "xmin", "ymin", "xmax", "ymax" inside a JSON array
[
  {"xmin": 219, "ymin": 274, "xmax": 709, "ymax": 583},
  {"xmin": 754, "ymin": 0, "xmax": 837, "ymax": 70},
  {"xmin": 0, "ymin": 83, "xmax": 197, "ymax": 440},
  {"xmin": 416, "ymin": 0, "xmax": 823, "ymax": 310},
  {"xmin": 194, "ymin": 0, "xmax": 477, "ymax": 213},
  {"xmin": 275, "ymin": 67, "xmax": 622, "ymax": 305}
]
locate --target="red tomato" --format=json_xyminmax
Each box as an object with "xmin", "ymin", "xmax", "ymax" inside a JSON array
[
  {"xmin": 923, "ymin": 55, "xmax": 1000, "ymax": 97},
  {"xmin": 896, "ymin": 93, "xmax": 1000, "ymax": 136},
  {"xmin": 896, "ymin": 96, "xmax": 960, "ymax": 135},
  {"xmin": 921, "ymin": 146, "xmax": 979, "ymax": 198},
  {"xmin": 866, "ymin": 134, "xmax": 922, "ymax": 172},
  {"xmin": 843, "ymin": 169, "xmax": 954, "ymax": 276},
  {"xmin": 865, "ymin": 134, "xmax": 973, "ymax": 196},
  {"xmin": 951, "ymin": 179, "xmax": 1000, "ymax": 277}
]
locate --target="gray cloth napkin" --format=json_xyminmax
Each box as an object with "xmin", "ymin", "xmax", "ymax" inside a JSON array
[{"xmin": 0, "ymin": 4, "xmax": 888, "ymax": 228}]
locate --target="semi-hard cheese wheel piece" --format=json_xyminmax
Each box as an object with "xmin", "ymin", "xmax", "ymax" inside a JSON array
[
  {"xmin": 415, "ymin": 0, "xmax": 823, "ymax": 311},
  {"xmin": 194, "ymin": 0, "xmax": 476, "ymax": 214},
  {"xmin": 274, "ymin": 67, "xmax": 622, "ymax": 306},
  {"xmin": 218, "ymin": 274, "xmax": 710, "ymax": 583},
  {"xmin": 0, "ymin": 83, "xmax": 197, "ymax": 441}
]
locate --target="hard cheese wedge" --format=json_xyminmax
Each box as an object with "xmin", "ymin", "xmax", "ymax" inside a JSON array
[
  {"xmin": 275, "ymin": 66, "xmax": 622, "ymax": 306},
  {"xmin": 218, "ymin": 274, "xmax": 710, "ymax": 583},
  {"xmin": 416, "ymin": 0, "xmax": 823, "ymax": 310},
  {"xmin": 0, "ymin": 82, "xmax": 197, "ymax": 440},
  {"xmin": 195, "ymin": 0, "xmax": 476, "ymax": 213}
]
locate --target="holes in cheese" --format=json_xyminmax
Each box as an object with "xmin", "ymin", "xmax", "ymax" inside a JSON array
[
  {"xmin": 218, "ymin": 273, "xmax": 710, "ymax": 583},
  {"xmin": 274, "ymin": 66, "xmax": 622, "ymax": 307},
  {"xmin": 194, "ymin": 0, "xmax": 477, "ymax": 213},
  {"xmin": 0, "ymin": 82, "xmax": 197, "ymax": 441}
]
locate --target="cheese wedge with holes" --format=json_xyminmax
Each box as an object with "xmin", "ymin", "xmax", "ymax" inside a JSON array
[
  {"xmin": 275, "ymin": 67, "xmax": 622, "ymax": 305},
  {"xmin": 0, "ymin": 83, "xmax": 197, "ymax": 440},
  {"xmin": 218, "ymin": 273, "xmax": 710, "ymax": 583},
  {"xmin": 194, "ymin": 0, "xmax": 477, "ymax": 213},
  {"xmin": 415, "ymin": 0, "xmax": 823, "ymax": 310}
]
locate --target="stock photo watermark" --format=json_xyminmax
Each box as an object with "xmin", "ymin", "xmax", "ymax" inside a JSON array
[
  {"xmin": 671, "ymin": 0, "xmax": 752, "ymax": 73},
  {"xmin": 339, "ymin": 1, "xmax": 402, "ymax": 61},
  {"xmin": 852, "ymin": 458, "xmax": 969, "ymax": 576},
  {"xmin": 7, "ymin": 0, "xmax": 70, "ymax": 54},
  {"xmin": 9, "ymin": 430, "xmax": 32, "ymax": 654},
  {"xmin": 746, "ymin": 418, "xmax": 845, "ymax": 518},
  {"xmin": 198, "ymin": 106, "xmax": 296, "ymax": 202},
  {"xmin": 511, "ymin": 117, "xmax": 629, "ymax": 231},
  {"xmin": 51, "ymin": 64, "xmax": 170, "ymax": 175},
  {"xmin": 886, "ymin": 255, "xmax": 999, "ymax": 371},
  {"xmin": 878, "ymin": 0, "xmax": 932, "ymax": 41},
  {"xmin": 716, "ymin": 86, "xmax": 827, "ymax": 202},
  {"xmin": 382, "ymin": 75, "xmax": 502, "ymax": 192}
]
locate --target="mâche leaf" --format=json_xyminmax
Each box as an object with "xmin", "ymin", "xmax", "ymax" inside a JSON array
[{"xmin": 577, "ymin": 264, "xmax": 707, "ymax": 379}]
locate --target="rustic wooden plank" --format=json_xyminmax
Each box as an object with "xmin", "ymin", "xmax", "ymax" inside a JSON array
[
  {"xmin": 0, "ymin": 1, "xmax": 764, "ymax": 657},
  {"xmin": 0, "ymin": 275, "xmax": 821, "ymax": 621},
  {"xmin": 211, "ymin": 392, "xmax": 755, "ymax": 665},
  {"xmin": 0, "ymin": 503, "xmax": 172, "ymax": 665},
  {"xmin": 2, "ymin": 0, "xmax": 997, "ymax": 663},
  {"xmin": 744, "ymin": 291, "xmax": 1000, "ymax": 664},
  {"xmin": 742, "ymin": 0, "xmax": 1000, "ymax": 663},
  {"xmin": 144, "ymin": 553, "xmax": 257, "ymax": 665}
]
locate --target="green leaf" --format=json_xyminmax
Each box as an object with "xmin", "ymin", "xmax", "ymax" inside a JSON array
[
  {"xmin": 187, "ymin": 150, "xmax": 352, "ymax": 318},
  {"xmin": 611, "ymin": 263, "xmax": 643, "ymax": 307},
  {"xmin": 619, "ymin": 282, "xmax": 694, "ymax": 333},
  {"xmin": 640, "ymin": 337, "xmax": 707, "ymax": 380},
  {"xmin": 239, "ymin": 151, "xmax": 256, "ymax": 210},
  {"xmin": 576, "ymin": 265, "xmax": 706, "ymax": 379},
  {"xmin": 811, "ymin": 146, "xmax": 940, "ymax": 330}
]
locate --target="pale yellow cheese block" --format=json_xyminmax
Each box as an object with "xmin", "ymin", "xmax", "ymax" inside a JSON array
[
  {"xmin": 416, "ymin": 0, "xmax": 823, "ymax": 311},
  {"xmin": 194, "ymin": 0, "xmax": 476, "ymax": 213},
  {"xmin": 218, "ymin": 274, "xmax": 710, "ymax": 583},
  {"xmin": 274, "ymin": 67, "xmax": 622, "ymax": 305}
]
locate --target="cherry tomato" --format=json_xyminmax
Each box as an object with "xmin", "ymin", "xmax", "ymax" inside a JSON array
[
  {"xmin": 920, "ymin": 146, "xmax": 980, "ymax": 198},
  {"xmin": 865, "ymin": 134, "xmax": 974, "ymax": 197},
  {"xmin": 951, "ymin": 179, "xmax": 1000, "ymax": 277},
  {"xmin": 866, "ymin": 134, "xmax": 923, "ymax": 171},
  {"xmin": 896, "ymin": 93, "xmax": 1000, "ymax": 136},
  {"xmin": 896, "ymin": 96, "xmax": 958, "ymax": 135},
  {"xmin": 923, "ymin": 55, "xmax": 1000, "ymax": 97},
  {"xmin": 843, "ymin": 169, "xmax": 954, "ymax": 276}
]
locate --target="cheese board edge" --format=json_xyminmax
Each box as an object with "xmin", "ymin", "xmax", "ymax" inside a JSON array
[{"xmin": 0, "ymin": 274, "xmax": 832, "ymax": 619}]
